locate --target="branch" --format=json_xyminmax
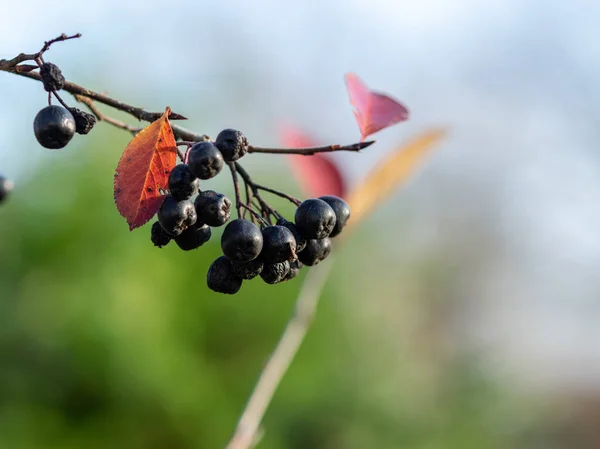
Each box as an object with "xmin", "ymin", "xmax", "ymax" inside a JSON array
[
  {"xmin": 0, "ymin": 33, "xmax": 81, "ymax": 70},
  {"xmin": 225, "ymin": 257, "xmax": 335, "ymax": 449},
  {"xmin": 248, "ymin": 140, "xmax": 374, "ymax": 155}
]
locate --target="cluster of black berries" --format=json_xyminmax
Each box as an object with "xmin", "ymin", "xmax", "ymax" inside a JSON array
[
  {"xmin": 0, "ymin": 175, "xmax": 13, "ymax": 205},
  {"xmin": 33, "ymin": 62, "xmax": 96, "ymax": 150},
  {"xmin": 207, "ymin": 195, "xmax": 350, "ymax": 294}
]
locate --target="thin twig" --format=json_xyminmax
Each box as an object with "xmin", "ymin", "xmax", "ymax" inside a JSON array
[
  {"xmin": 75, "ymin": 95, "xmax": 141, "ymax": 134},
  {"xmin": 256, "ymin": 184, "xmax": 301, "ymax": 206},
  {"xmin": 248, "ymin": 140, "xmax": 375, "ymax": 155},
  {"xmin": 229, "ymin": 163, "xmax": 243, "ymax": 219},
  {"xmin": 225, "ymin": 257, "xmax": 335, "ymax": 449},
  {"xmin": 0, "ymin": 33, "xmax": 81, "ymax": 70}
]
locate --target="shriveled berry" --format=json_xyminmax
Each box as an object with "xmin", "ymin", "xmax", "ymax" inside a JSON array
[
  {"xmin": 261, "ymin": 225, "xmax": 296, "ymax": 263},
  {"xmin": 276, "ymin": 218, "xmax": 306, "ymax": 252},
  {"xmin": 39, "ymin": 62, "xmax": 65, "ymax": 92},
  {"xmin": 231, "ymin": 258, "xmax": 264, "ymax": 280},
  {"xmin": 319, "ymin": 195, "xmax": 350, "ymax": 237},
  {"xmin": 214, "ymin": 129, "xmax": 248, "ymax": 162},
  {"xmin": 168, "ymin": 164, "xmax": 199, "ymax": 200},
  {"xmin": 69, "ymin": 108, "xmax": 96, "ymax": 135},
  {"xmin": 285, "ymin": 260, "xmax": 303, "ymax": 281},
  {"xmin": 33, "ymin": 105, "xmax": 76, "ymax": 149},
  {"xmin": 207, "ymin": 256, "xmax": 242, "ymax": 294},
  {"xmin": 157, "ymin": 195, "xmax": 197, "ymax": 236},
  {"xmin": 260, "ymin": 261, "xmax": 290, "ymax": 284},
  {"xmin": 0, "ymin": 176, "xmax": 14, "ymax": 204},
  {"xmin": 194, "ymin": 190, "xmax": 232, "ymax": 226},
  {"xmin": 174, "ymin": 223, "xmax": 211, "ymax": 251},
  {"xmin": 297, "ymin": 238, "xmax": 331, "ymax": 266},
  {"xmin": 294, "ymin": 198, "xmax": 336, "ymax": 239},
  {"xmin": 221, "ymin": 218, "xmax": 263, "ymax": 262},
  {"xmin": 151, "ymin": 221, "xmax": 172, "ymax": 248},
  {"xmin": 188, "ymin": 141, "xmax": 224, "ymax": 179}
]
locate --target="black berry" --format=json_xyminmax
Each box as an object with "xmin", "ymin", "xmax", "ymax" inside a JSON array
[
  {"xmin": 294, "ymin": 198, "xmax": 336, "ymax": 239},
  {"xmin": 231, "ymin": 258, "xmax": 264, "ymax": 280},
  {"xmin": 319, "ymin": 195, "xmax": 350, "ymax": 237},
  {"xmin": 168, "ymin": 164, "xmax": 199, "ymax": 200},
  {"xmin": 0, "ymin": 176, "xmax": 14, "ymax": 204},
  {"xmin": 188, "ymin": 142, "xmax": 224, "ymax": 179},
  {"xmin": 174, "ymin": 223, "xmax": 211, "ymax": 251},
  {"xmin": 157, "ymin": 194, "xmax": 197, "ymax": 236},
  {"xmin": 276, "ymin": 218, "xmax": 307, "ymax": 252},
  {"xmin": 285, "ymin": 260, "xmax": 303, "ymax": 281},
  {"xmin": 39, "ymin": 62, "xmax": 65, "ymax": 92},
  {"xmin": 194, "ymin": 190, "xmax": 232, "ymax": 227},
  {"xmin": 207, "ymin": 256, "xmax": 242, "ymax": 294},
  {"xmin": 214, "ymin": 129, "xmax": 248, "ymax": 162},
  {"xmin": 33, "ymin": 105, "xmax": 76, "ymax": 149},
  {"xmin": 221, "ymin": 218, "xmax": 263, "ymax": 262},
  {"xmin": 69, "ymin": 108, "xmax": 96, "ymax": 135},
  {"xmin": 297, "ymin": 238, "xmax": 331, "ymax": 266},
  {"xmin": 260, "ymin": 225, "xmax": 296, "ymax": 263},
  {"xmin": 260, "ymin": 261, "xmax": 290, "ymax": 284},
  {"xmin": 151, "ymin": 221, "xmax": 172, "ymax": 248}
]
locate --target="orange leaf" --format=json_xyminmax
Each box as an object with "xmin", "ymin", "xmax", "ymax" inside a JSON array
[
  {"xmin": 114, "ymin": 107, "xmax": 177, "ymax": 230},
  {"xmin": 346, "ymin": 128, "xmax": 446, "ymax": 226}
]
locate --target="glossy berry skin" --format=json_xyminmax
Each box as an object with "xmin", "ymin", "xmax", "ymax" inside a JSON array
[
  {"xmin": 276, "ymin": 218, "xmax": 306, "ymax": 253},
  {"xmin": 0, "ymin": 176, "xmax": 13, "ymax": 204},
  {"xmin": 157, "ymin": 195, "xmax": 197, "ymax": 236},
  {"xmin": 207, "ymin": 256, "xmax": 242, "ymax": 294},
  {"xmin": 221, "ymin": 218, "xmax": 263, "ymax": 262},
  {"xmin": 168, "ymin": 164, "xmax": 199, "ymax": 200},
  {"xmin": 285, "ymin": 260, "xmax": 303, "ymax": 281},
  {"xmin": 260, "ymin": 261, "xmax": 290, "ymax": 284},
  {"xmin": 214, "ymin": 129, "xmax": 248, "ymax": 162},
  {"xmin": 261, "ymin": 225, "xmax": 296, "ymax": 263},
  {"xmin": 231, "ymin": 258, "xmax": 264, "ymax": 280},
  {"xmin": 294, "ymin": 198, "xmax": 336, "ymax": 240},
  {"xmin": 174, "ymin": 223, "xmax": 211, "ymax": 251},
  {"xmin": 151, "ymin": 221, "xmax": 172, "ymax": 248},
  {"xmin": 188, "ymin": 142, "xmax": 224, "ymax": 180},
  {"xmin": 319, "ymin": 195, "xmax": 350, "ymax": 237},
  {"xmin": 194, "ymin": 190, "xmax": 232, "ymax": 227},
  {"xmin": 298, "ymin": 238, "xmax": 331, "ymax": 266},
  {"xmin": 33, "ymin": 105, "xmax": 76, "ymax": 149}
]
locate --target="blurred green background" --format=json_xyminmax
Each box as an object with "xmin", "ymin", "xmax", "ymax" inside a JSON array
[{"xmin": 3, "ymin": 1, "xmax": 600, "ymax": 448}]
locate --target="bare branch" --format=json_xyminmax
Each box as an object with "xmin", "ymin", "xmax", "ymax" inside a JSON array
[{"xmin": 248, "ymin": 140, "xmax": 375, "ymax": 155}]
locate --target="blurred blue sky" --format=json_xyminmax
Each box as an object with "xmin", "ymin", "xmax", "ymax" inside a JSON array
[{"xmin": 2, "ymin": 0, "xmax": 600, "ymax": 392}]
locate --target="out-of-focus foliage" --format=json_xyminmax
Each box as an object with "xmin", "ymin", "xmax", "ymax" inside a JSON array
[{"xmin": 0, "ymin": 132, "xmax": 554, "ymax": 448}]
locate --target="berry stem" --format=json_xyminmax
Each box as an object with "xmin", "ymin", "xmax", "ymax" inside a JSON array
[
  {"xmin": 256, "ymin": 185, "xmax": 301, "ymax": 206},
  {"xmin": 234, "ymin": 163, "xmax": 281, "ymax": 222},
  {"xmin": 74, "ymin": 95, "xmax": 142, "ymax": 135},
  {"xmin": 228, "ymin": 163, "xmax": 244, "ymax": 219},
  {"xmin": 248, "ymin": 140, "xmax": 375, "ymax": 155},
  {"xmin": 51, "ymin": 90, "xmax": 72, "ymax": 111}
]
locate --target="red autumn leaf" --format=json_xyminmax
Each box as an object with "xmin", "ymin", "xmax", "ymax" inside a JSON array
[
  {"xmin": 279, "ymin": 124, "xmax": 346, "ymax": 198},
  {"xmin": 114, "ymin": 107, "xmax": 178, "ymax": 230},
  {"xmin": 345, "ymin": 73, "xmax": 409, "ymax": 142}
]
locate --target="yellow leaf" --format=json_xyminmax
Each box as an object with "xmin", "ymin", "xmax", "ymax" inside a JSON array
[{"xmin": 346, "ymin": 128, "xmax": 446, "ymax": 227}]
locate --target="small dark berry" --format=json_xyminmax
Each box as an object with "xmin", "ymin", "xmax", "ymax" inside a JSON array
[
  {"xmin": 168, "ymin": 164, "xmax": 199, "ymax": 200},
  {"xmin": 231, "ymin": 258, "xmax": 264, "ymax": 280},
  {"xmin": 207, "ymin": 256, "xmax": 242, "ymax": 294},
  {"xmin": 294, "ymin": 198, "xmax": 336, "ymax": 239},
  {"xmin": 260, "ymin": 261, "xmax": 290, "ymax": 284},
  {"xmin": 157, "ymin": 195, "xmax": 197, "ymax": 236},
  {"xmin": 151, "ymin": 221, "xmax": 172, "ymax": 248},
  {"xmin": 194, "ymin": 190, "xmax": 232, "ymax": 227},
  {"xmin": 285, "ymin": 260, "xmax": 303, "ymax": 281},
  {"xmin": 260, "ymin": 225, "xmax": 296, "ymax": 263},
  {"xmin": 33, "ymin": 105, "xmax": 76, "ymax": 149},
  {"xmin": 276, "ymin": 218, "xmax": 307, "ymax": 252},
  {"xmin": 214, "ymin": 129, "xmax": 248, "ymax": 162},
  {"xmin": 188, "ymin": 142, "xmax": 224, "ymax": 179},
  {"xmin": 319, "ymin": 195, "xmax": 350, "ymax": 237},
  {"xmin": 174, "ymin": 223, "xmax": 211, "ymax": 251},
  {"xmin": 0, "ymin": 176, "xmax": 14, "ymax": 204},
  {"xmin": 39, "ymin": 62, "xmax": 65, "ymax": 92},
  {"xmin": 297, "ymin": 238, "xmax": 331, "ymax": 266},
  {"xmin": 69, "ymin": 108, "xmax": 96, "ymax": 135},
  {"xmin": 221, "ymin": 218, "xmax": 263, "ymax": 262}
]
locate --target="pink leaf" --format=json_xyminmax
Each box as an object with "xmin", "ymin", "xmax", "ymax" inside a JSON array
[
  {"xmin": 345, "ymin": 73, "xmax": 409, "ymax": 141},
  {"xmin": 279, "ymin": 124, "xmax": 346, "ymax": 198}
]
